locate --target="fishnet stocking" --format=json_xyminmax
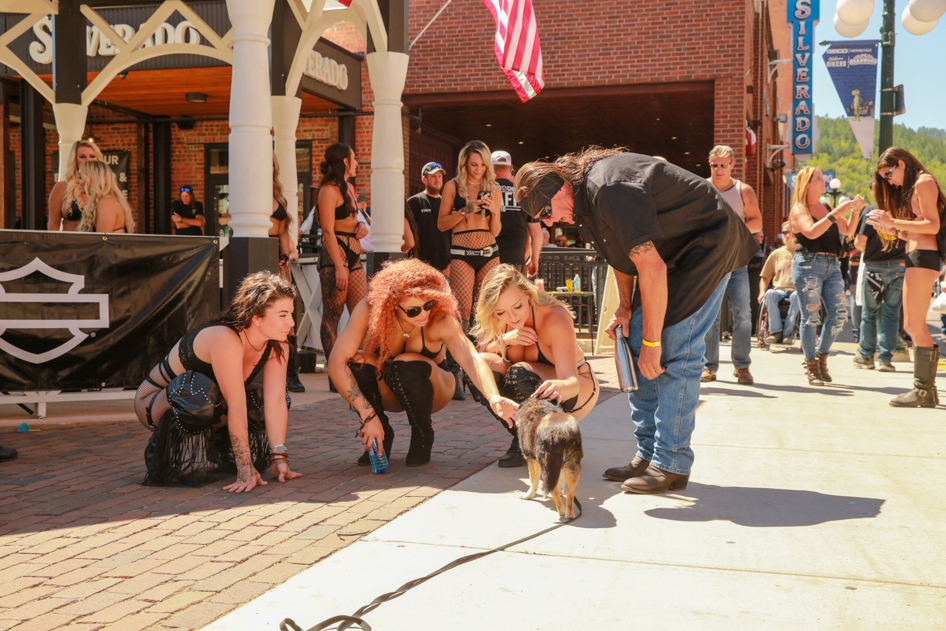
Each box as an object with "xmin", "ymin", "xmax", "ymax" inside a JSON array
[
  {"xmin": 449, "ymin": 231, "xmax": 498, "ymax": 325},
  {"xmin": 319, "ymin": 266, "xmax": 368, "ymax": 363}
]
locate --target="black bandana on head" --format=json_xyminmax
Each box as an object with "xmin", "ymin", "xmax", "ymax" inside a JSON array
[{"xmin": 518, "ymin": 172, "xmax": 565, "ymax": 217}]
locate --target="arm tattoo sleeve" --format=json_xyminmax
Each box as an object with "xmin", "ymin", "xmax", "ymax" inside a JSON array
[
  {"xmin": 629, "ymin": 241, "xmax": 655, "ymax": 258},
  {"xmin": 344, "ymin": 365, "xmax": 372, "ymax": 411},
  {"xmin": 229, "ymin": 433, "xmax": 253, "ymax": 474}
]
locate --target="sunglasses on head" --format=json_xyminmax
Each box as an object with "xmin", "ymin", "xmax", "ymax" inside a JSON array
[
  {"xmin": 180, "ymin": 187, "xmax": 192, "ymax": 193},
  {"xmin": 538, "ymin": 203, "xmax": 553, "ymax": 220},
  {"xmin": 883, "ymin": 166, "xmax": 896, "ymax": 181},
  {"xmin": 397, "ymin": 300, "xmax": 436, "ymax": 318}
]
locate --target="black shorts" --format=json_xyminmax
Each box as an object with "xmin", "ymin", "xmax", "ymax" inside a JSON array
[{"xmin": 905, "ymin": 249, "xmax": 941, "ymax": 271}]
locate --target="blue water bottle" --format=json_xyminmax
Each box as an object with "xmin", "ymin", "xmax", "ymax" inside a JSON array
[{"xmin": 369, "ymin": 439, "xmax": 389, "ymax": 474}]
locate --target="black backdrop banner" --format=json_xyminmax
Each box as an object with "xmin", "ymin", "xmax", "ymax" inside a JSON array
[{"xmin": 0, "ymin": 231, "xmax": 219, "ymax": 391}]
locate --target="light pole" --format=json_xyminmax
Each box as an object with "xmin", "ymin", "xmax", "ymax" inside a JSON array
[
  {"xmin": 834, "ymin": 0, "xmax": 945, "ymax": 153},
  {"xmin": 827, "ymin": 178, "xmax": 844, "ymax": 207}
]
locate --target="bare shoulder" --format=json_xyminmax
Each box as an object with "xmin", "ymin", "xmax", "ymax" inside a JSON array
[
  {"xmin": 442, "ymin": 179, "xmax": 457, "ymax": 195},
  {"xmin": 538, "ymin": 303, "xmax": 575, "ymax": 330},
  {"xmin": 318, "ymin": 183, "xmax": 342, "ymax": 205},
  {"xmin": 916, "ymin": 173, "xmax": 942, "ymax": 196},
  {"xmin": 425, "ymin": 312, "xmax": 461, "ymax": 341}
]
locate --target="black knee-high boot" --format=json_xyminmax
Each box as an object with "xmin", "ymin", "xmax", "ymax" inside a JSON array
[
  {"xmin": 286, "ymin": 335, "xmax": 305, "ymax": 393},
  {"xmin": 385, "ymin": 361, "xmax": 435, "ymax": 466},
  {"xmin": 347, "ymin": 362, "xmax": 394, "ymax": 466},
  {"xmin": 466, "ymin": 370, "xmax": 525, "ymax": 468},
  {"xmin": 503, "ymin": 365, "xmax": 543, "ymax": 403}
]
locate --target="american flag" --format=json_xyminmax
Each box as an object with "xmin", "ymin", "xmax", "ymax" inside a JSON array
[{"xmin": 482, "ymin": 0, "xmax": 545, "ymax": 102}]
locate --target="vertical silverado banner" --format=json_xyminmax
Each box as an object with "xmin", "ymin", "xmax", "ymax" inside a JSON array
[
  {"xmin": 0, "ymin": 232, "xmax": 220, "ymax": 391},
  {"xmin": 787, "ymin": 0, "xmax": 820, "ymax": 159},
  {"xmin": 823, "ymin": 40, "xmax": 880, "ymax": 160}
]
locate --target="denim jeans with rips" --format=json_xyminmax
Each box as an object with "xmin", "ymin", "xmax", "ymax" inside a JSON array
[
  {"xmin": 763, "ymin": 288, "xmax": 800, "ymax": 337},
  {"xmin": 704, "ymin": 266, "xmax": 752, "ymax": 371},
  {"xmin": 858, "ymin": 260, "xmax": 905, "ymax": 364},
  {"xmin": 627, "ymin": 273, "xmax": 729, "ymax": 476},
  {"xmin": 792, "ymin": 252, "xmax": 849, "ymax": 362}
]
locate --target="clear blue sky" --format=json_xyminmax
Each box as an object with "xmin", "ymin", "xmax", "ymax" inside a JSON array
[{"xmin": 813, "ymin": 0, "xmax": 946, "ymax": 131}]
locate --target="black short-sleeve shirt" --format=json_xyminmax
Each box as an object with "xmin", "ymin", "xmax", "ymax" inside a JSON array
[
  {"xmin": 406, "ymin": 192, "xmax": 451, "ymax": 271},
  {"xmin": 171, "ymin": 200, "xmax": 204, "ymax": 236},
  {"xmin": 857, "ymin": 207, "xmax": 906, "ymax": 263},
  {"xmin": 572, "ymin": 153, "xmax": 758, "ymax": 328},
  {"xmin": 495, "ymin": 177, "xmax": 539, "ymax": 265}
]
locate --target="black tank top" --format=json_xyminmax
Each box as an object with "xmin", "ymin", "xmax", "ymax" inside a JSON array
[
  {"xmin": 178, "ymin": 323, "xmax": 273, "ymax": 385},
  {"xmin": 271, "ymin": 202, "xmax": 288, "ymax": 222},
  {"xmin": 795, "ymin": 220, "xmax": 842, "ymax": 256}
]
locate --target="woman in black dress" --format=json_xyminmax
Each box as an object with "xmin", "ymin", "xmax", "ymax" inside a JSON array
[{"xmin": 134, "ymin": 272, "xmax": 301, "ymax": 491}]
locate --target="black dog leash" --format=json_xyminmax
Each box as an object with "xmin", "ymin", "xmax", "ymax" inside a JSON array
[{"xmin": 279, "ymin": 499, "xmax": 582, "ymax": 631}]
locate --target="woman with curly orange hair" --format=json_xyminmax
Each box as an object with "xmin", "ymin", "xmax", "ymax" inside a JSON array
[{"xmin": 328, "ymin": 259, "xmax": 518, "ymax": 467}]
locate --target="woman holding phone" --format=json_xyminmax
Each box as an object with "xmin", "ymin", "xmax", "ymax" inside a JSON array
[
  {"xmin": 868, "ymin": 147, "xmax": 946, "ymax": 408},
  {"xmin": 438, "ymin": 141, "xmax": 502, "ymax": 325}
]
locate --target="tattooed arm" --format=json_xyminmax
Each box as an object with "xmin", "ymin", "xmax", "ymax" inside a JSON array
[
  {"xmin": 326, "ymin": 298, "xmax": 384, "ymax": 449},
  {"xmin": 204, "ymin": 327, "xmax": 266, "ymax": 493}
]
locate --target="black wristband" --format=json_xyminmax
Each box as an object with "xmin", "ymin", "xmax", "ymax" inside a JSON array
[{"xmin": 826, "ymin": 213, "xmax": 837, "ymax": 224}]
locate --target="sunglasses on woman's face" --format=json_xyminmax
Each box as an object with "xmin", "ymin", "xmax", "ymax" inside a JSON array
[
  {"xmin": 883, "ymin": 166, "xmax": 896, "ymax": 181},
  {"xmin": 397, "ymin": 300, "xmax": 436, "ymax": 318},
  {"xmin": 538, "ymin": 203, "xmax": 554, "ymax": 220}
]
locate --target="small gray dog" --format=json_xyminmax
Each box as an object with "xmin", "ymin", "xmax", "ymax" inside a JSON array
[{"xmin": 517, "ymin": 397, "xmax": 583, "ymax": 519}]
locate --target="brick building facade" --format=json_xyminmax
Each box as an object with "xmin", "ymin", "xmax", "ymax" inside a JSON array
[{"xmin": 1, "ymin": 1, "xmax": 797, "ymax": 241}]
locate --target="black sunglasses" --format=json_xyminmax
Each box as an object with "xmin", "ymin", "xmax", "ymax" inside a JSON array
[
  {"xmin": 883, "ymin": 166, "xmax": 896, "ymax": 180},
  {"xmin": 397, "ymin": 300, "xmax": 436, "ymax": 318},
  {"xmin": 180, "ymin": 187, "xmax": 192, "ymax": 193},
  {"xmin": 538, "ymin": 203, "xmax": 553, "ymax": 220}
]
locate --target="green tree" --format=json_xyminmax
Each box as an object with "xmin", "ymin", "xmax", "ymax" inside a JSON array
[{"xmin": 802, "ymin": 117, "xmax": 946, "ymax": 202}]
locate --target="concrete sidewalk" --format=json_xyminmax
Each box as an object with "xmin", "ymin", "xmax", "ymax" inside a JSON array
[{"xmin": 206, "ymin": 342, "xmax": 946, "ymax": 630}]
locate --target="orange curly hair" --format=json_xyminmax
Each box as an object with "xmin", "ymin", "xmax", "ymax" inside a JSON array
[{"xmin": 363, "ymin": 259, "xmax": 459, "ymax": 368}]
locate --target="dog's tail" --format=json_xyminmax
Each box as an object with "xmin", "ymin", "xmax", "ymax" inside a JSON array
[{"xmin": 540, "ymin": 439, "xmax": 567, "ymax": 492}]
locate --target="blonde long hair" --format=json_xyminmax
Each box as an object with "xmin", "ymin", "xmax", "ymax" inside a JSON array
[
  {"xmin": 76, "ymin": 161, "xmax": 136, "ymax": 233},
  {"xmin": 62, "ymin": 140, "xmax": 104, "ymax": 210},
  {"xmin": 790, "ymin": 166, "xmax": 820, "ymax": 210},
  {"xmin": 471, "ymin": 264, "xmax": 573, "ymax": 354},
  {"xmin": 456, "ymin": 140, "xmax": 496, "ymax": 199}
]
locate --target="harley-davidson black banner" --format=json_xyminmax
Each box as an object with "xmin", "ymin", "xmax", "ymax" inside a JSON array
[{"xmin": 0, "ymin": 231, "xmax": 220, "ymax": 391}]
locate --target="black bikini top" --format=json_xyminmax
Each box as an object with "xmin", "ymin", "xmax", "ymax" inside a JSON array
[
  {"xmin": 419, "ymin": 327, "xmax": 445, "ymax": 360},
  {"xmin": 178, "ymin": 323, "xmax": 273, "ymax": 385},
  {"xmin": 271, "ymin": 202, "xmax": 288, "ymax": 222},
  {"xmin": 65, "ymin": 199, "xmax": 82, "ymax": 222},
  {"xmin": 453, "ymin": 179, "xmax": 491, "ymax": 217}
]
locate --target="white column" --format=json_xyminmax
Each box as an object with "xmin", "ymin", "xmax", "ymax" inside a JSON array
[
  {"xmin": 272, "ymin": 95, "xmax": 302, "ymax": 246},
  {"xmin": 52, "ymin": 103, "xmax": 88, "ymax": 182},
  {"xmin": 226, "ymin": 0, "xmax": 275, "ymax": 237},
  {"xmin": 367, "ymin": 51, "xmax": 409, "ymax": 253}
]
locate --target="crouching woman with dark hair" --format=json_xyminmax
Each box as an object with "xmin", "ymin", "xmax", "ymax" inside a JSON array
[
  {"xmin": 328, "ymin": 259, "xmax": 518, "ymax": 467},
  {"xmin": 466, "ymin": 264, "xmax": 600, "ymax": 467},
  {"xmin": 134, "ymin": 272, "xmax": 302, "ymax": 491}
]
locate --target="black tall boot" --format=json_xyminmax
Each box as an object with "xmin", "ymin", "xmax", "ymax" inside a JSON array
[
  {"xmin": 385, "ymin": 361, "xmax": 435, "ymax": 466},
  {"xmin": 444, "ymin": 352, "xmax": 466, "ymax": 400},
  {"xmin": 890, "ymin": 345, "xmax": 939, "ymax": 408},
  {"xmin": 286, "ymin": 335, "xmax": 305, "ymax": 393},
  {"xmin": 466, "ymin": 370, "xmax": 524, "ymax": 468},
  {"xmin": 348, "ymin": 362, "xmax": 394, "ymax": 465}
]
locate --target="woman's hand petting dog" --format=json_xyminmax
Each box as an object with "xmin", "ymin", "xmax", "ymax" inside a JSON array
[
  {"xmin": 533, "ymin": 379, "xmax": 565, "ymax": 404},
  {"xmin": 490, "ymin": 396, "xmax": 519, "ymax": 427},
  {"xmin": 501, "ymin": 327, "xmax": 537, "ymax": 347}
]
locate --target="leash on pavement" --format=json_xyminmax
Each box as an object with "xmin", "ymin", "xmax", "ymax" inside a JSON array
[{"xmin": 279, "ymin": 499, "xmax": 582, "ymax": 631}]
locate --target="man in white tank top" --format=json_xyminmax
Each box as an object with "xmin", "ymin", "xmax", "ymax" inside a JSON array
[{"xmin": 702, "ymin": 145, "xmax": 763, "ymax": 385}]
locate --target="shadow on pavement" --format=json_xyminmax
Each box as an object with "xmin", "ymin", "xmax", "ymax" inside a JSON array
[
  {"xmin": 699, "ymin": 387, "xmax": 777, "ymax": 399},
  {"xmin": 644, "ymin": 482, "xmax": 884, "ymax": 527}
]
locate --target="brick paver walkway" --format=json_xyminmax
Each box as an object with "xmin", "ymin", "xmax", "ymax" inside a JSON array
[{"xmin": 0, "ymin": 357, "xmax": 619, "ymax": 631}]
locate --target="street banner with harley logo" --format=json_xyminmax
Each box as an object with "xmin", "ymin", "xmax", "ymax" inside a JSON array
[{"xmin": 0, "ymin": 232, "xmax": 219, "ymax": 391}]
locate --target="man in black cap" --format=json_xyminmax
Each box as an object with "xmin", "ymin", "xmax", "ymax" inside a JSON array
[
  {"xmin": 405, "ymin": 162, "xmax": 451, "ymax": 276},
  {"xmin": 515, "ymin": 148, "xmax": 757, "ymax": 494},
  {"xmin": 171, "ymin": 186, "xmax": 205, "ymax": 236}
]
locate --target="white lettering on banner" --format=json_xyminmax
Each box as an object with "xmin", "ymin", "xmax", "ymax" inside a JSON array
[
  {"xmin": 304, "ymin": 50, "xmax": 349, "ymax": 91},
  {"xmin": 27, "ymin": 16, "xmax": 201, "ymax": 64},
  {"xmin": 794, "ymin": 0, "xmax": 812, "ymax": 19}
]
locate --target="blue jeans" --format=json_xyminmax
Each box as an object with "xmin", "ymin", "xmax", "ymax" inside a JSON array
[
  {"xmin": 858, "ymin": 260, "xmax": 905, "ymax": 363},
  {"xmin": 704, "ymin": 266, "xmax": 752, "ymax": 371},
  {"xmin": 763, "ymin": 288, "xmax": 800, "ymax": 337},
  {"xmin": 792, "ymin": 253, "xmax": 849, "ymax": 361},
  {"xmin": 628, "ymin": 273, "xmax": 729, "ymax": 476}
]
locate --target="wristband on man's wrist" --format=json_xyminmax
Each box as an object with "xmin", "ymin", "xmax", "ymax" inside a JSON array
[{"xmin": 642, "ymin": 338, "xmax": 661, "ymax": 347}]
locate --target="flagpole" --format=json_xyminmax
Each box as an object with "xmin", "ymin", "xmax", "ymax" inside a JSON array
[{"xmin": 409, "ymin": 0, "xmax": 454, "ymax": 50}]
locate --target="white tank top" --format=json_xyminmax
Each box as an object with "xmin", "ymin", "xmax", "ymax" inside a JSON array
[{"xmin": 714, "ymin": 178, "xmax": 746, "ymax": 222}]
